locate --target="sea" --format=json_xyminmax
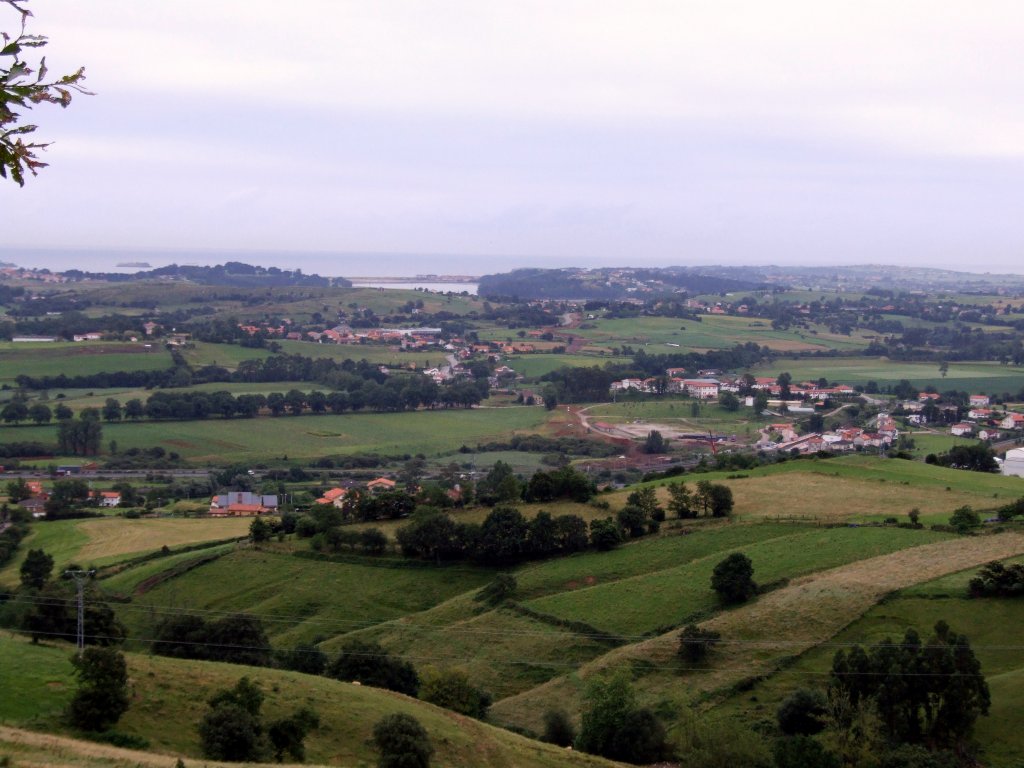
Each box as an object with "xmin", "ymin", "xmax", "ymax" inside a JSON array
[{"xmin": 0, "ymin": 247, "xmax": 555, "ymax": 295}]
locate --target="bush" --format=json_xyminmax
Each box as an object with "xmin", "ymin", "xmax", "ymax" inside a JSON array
[
  {"xmin": 326, "ymin": 640, "xmax": 419, "ymax": 696},
  {"xmin": 772, "ymin": 736, "xmax": 840, "ymax": 768},
  {"xmin": 67, "ymin": 648, "xmax": 130, "ymax": 731},
  {"xmin": 776, "ymin": 689, "xmax": 827, "ymax": 736},
  {"xmin": 418, "ymin": 667, "xmax": 491, "ymax": 719},
  {"xmin": 711, "ymin": 552, "xmax": 757, "ymax": 604},
  {"xmin": 678, "ymin": 624, "xmax": 721, "ymax": 665},
  {"xmin": 541, "ymin": 708, "xmax": 576, "ymax": 747},
  {"xmin": 949, "ymin": 506, "xmax": 981, "ymax": 533},
  {"xmin": 199, "ymin": 702, "xmax": 263, "ymax": 761},
  {"xmin": 372, "ymin": 713, "xmax": 433, "ymax": 768},
  {"xmin": 276, "ymin": 643, "xmax": 328, "ymax": 675}
]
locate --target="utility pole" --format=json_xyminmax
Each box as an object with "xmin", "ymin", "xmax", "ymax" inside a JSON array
[{"xmin": 63, "ymin": 569, "xmax": 96, "ymax": 656}]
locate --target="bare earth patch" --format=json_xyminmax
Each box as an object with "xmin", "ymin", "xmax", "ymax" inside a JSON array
[{"xmin": 491, "ymin": 533, "xmax": 1024, "ymax": 731}]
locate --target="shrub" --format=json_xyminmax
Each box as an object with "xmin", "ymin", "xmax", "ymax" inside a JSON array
[
  {"xmin": 326, "ymin": 640, "xmax": 419, "ymax": 696},
  {"xmin": 67, "ymin": 648, "xmax": 130, "ymax": 731},
  {"xmin": 541, "ymin": 708, "xmax": 576, "ymax": 746},
  {"xmin": 678, "ymin": 624, "xmax": 721, "ymax": 665},
  {"xmin": 949, "ymin": 506, "xmax": 981, "ymax": 534},
  {"xmin": 372, "ymin": 713, "xmax": 433, "ymax": 768},
  {"xmin": 776, "ymin": 689, "xmax": 827, "ymax": 736},
  {"xmin": 711, "ymin": 552, "xmax": 757, "ymax": 604},
  {"xmin": 418, "ymin": 667, "xmax": 491, "ymax": 719}
]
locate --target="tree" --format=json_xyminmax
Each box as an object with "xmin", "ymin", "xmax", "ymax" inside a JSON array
[
  {"xmin": 28, "ymin": 402, "xmax": 51, "ymax": 424},
  {"xmin": 694, "ymin": 480, "xmax": 733, "ymax": 517},
  {"xmin": 776, "ymin": 688, "xmax": 828, "ymax": 736},
  {"xmin": 54, "ymin": 402, "xmax": 73, "ymax": 420},
  {"xmin": 949, "ymin": 505, "xmax": 981, "ymax": 533},
  {"xmin": 19, "ymin": 547, "xmax": 53, "ymax": 589},
  {"xmin": 372, "ymin": 714, "xmax": 433, "ymax": 768},
  {"xmin": 418, "ymin": 667, "xmax": 491, "ymax": 719},
  {"xmin": 67, "ymin": 647, "xmax": 129, "ymax": 731},
  {"xmin": 1, "ymin": 400, "xmax": 28, "ymax": 424},
  {"xmin": 542, "ymin": 708, "xmax": 576, "ymax": 746},
  {"xmin": 711, "ymin": 552, "xmax": 756, "ymax": 604},
  {"xmin": 772, "ymin": 736, "xmax": 840, "ymax": 768},
  {"xmin": 716, "ymin": 389, "xmax": 738, "ymax": 411},
  {"xmin": 199, "ymin": 702, "xmax": 264, "ymax": 761},
  {"xmin": 829, "ymin": 621, "xmax": 990, "ymax": 751},
  {"xmin": 666, "ymin": 480, "xmax": 693, "ymax": 519},
  {"xmin": 102, "ymin": 398, "xmax": 122, "ymax": 422},
  {"xmin": 576, "ymin": 671, "xmax": 666, "ymax": 763},
  {"xmin": 44, "ymin": 478, "xmax": 91, "ymax": 518},
  {"xmin": 276, "ymin": 643, "xmax": 328, "ymax": 676},
  {"xmin": 589, "ymin": 517, "xmax": 622, "ymax": 551},
  {"xmin": 2, "ymin": 0, "xmax": 91, "ymax": 185},
  {"xmin": 326, "ymin": 640, "xmax": 419, "ymax": 696},
  {"xmin": 643, "ymin": 429, "xmax": 666, "ymax": 454},
  {"xmin": 6, "ymin": 477, "xmax": 30, "ymax": 502},
  {"xmin": 249, "ymin": 516, "xmax": 271, "ymax": 543},
  {"xmin": 677, "ymin": 624, "xmax": 721, "ymax": 665},
  {"xmin": 267, "ymin": 707, "xmax": 319, "ymax": 763}
]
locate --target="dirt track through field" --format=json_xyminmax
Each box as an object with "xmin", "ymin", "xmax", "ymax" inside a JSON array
[{"xmin": 492, "ymin": 533, "xmax": 1024, "ymax": 729}]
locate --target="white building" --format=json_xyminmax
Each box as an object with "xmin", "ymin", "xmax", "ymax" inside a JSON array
[{"xmin": 1002, "ymin": 447, "xmax": 1024, "ymax": 478}]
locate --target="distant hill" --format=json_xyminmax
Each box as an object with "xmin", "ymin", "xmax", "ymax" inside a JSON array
[
  {"xmin": 61, "ymin": 261, "xmax": 350, "ymax": 288},
  {"xmin": 478, "ymin": 267, "xmax": 765, "ymax": 300}
]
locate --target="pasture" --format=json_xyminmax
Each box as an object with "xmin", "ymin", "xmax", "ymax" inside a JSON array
[
  {"xmin": 0, "ymin": 634, "xmax": 616, "ymax": 768},
  {"xmin": 746, "ymin": 357, "xmax": 1024, "ymax": 393},
  {"xmin": 522, "ymin": 526, "xmax": 949, "ymax": 636},
  {"xmin": 568, "ymin": 314, "xmax": 875, "ymax": 354},
  {"xmin": 0, "ymin": 517, "xmax": 252, "ymax": 587},
  {"xmin": 118, "ymin": 548, "xmax": 493, "ymax": 648},
  {"xmin": 0, "ymin": 405, "xmax": 551, "ymax": 463},
  {"xmin": 0, "ymin": 341, "xmax": 173, "ymax": 383}
]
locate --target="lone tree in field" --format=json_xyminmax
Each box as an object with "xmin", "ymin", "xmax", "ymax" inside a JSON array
[
  {"xmin": 19, "ymin": 547, "xmax": 53, "ymax": 589},
  {"xmin": 67, "ymin": 647, "xmax": 130, "ymax": 731},
  {"xmin": 711, "ymin": 552, "xmax": 756, "ymax": 604},
  {"xmin": 643, "ymin": 429, "xmax": 666, "ymax": 454},
  {"xmin": 2, "ymin": 0, "xmax": 92, "ymax": 185}
]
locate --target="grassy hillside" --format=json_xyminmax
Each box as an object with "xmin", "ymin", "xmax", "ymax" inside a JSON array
[
  {"xmin": 117, "ymin": 548, "xmax": 494, "ymax": 648},
  {"xmin": 0, "ymin": 633, "xmax": 622, "ymax": 768},
  {"xmin": 0, "ymin": 517, "xmax": 252, "ymax": 588},
  {"xmin": 490, "ymin": 533, "xmax": 1024, "ymax": 736}
]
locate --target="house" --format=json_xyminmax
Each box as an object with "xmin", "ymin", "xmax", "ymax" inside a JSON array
[
  {"xmin": 967, "ymin": 408, "xmax": 994, "ymax": 421},
  {"xmin": 315, "ymin": 487, "xmax": 349, "ymax": 507},
  {"xmin": 1003, "ymin": 447, "xmax": 1024, "ymax": 478},
  {"xmin": 999, "ymin": 412, "xmax": 1024, "ymax": 430},
  {"xmin": 366, "ymin": 477, "xmax": 397, "ymax": 493},
  {"xmin": 951, "ymin": 423, "xmax": 975, "ymax": 437},
  {"xmin": 73, "ymin": 332, "xmax": 103, "ymax": 342},
  {"xmin": 683, "ymin": 379, "xmax": 720, "ymax": 400},
  {"xmin": 19, "ymin": 496, "xmax": 47, "ymax": 518},
  {"xmin": 969, "ymin": 394, "xmax": 991, "ymax": 407},
  {"xmin": 95, "ymin": 491, "xmax": 121, "ymax": 507},
  {"xmin": 209, "ymin": 492, "xmax": 278, "ymax": 516},
  {"xmin": 978, "ymin": 429, "xmax": 1002, "ymax": 442}
]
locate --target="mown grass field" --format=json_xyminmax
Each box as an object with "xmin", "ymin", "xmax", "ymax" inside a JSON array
[
  {"xmin": 0, "ymin": 634, "xmax": 621, "ymax": 768},
  {"xmin": 603, "ymin": 455, "xmax": 1024, "ymax": 526},
  {"xmin": 0, "ymin": 405, "xmax": 551, "ymax": 463},
  {"xmin": 180, "ymin": 340, "xmax": 442, "ymax": 370},
  {"xmin": 0, "ymin": 342, "xmax": 173, "ymax": 383},
  {"xmin": 746, "ymin": 357, "xmax": 1024, "ymax": 393},
  {"xmin": 568, "ymin": 314, "xmax": 875, "ymax": 354},
  {"xmin": 0, "ymin": 517, "xmax": 252, "ymax": 587},
  {"xmin": 504, "ymin": 353, "xmax": 630, "ymax": 379}
]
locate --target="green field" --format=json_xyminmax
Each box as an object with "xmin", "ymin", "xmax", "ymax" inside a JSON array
[
  {"xmin": 523, "ymin": 526, "xmax": 949, "ymax": 636},
  {"xmin": 505, "ymin": 353, "xmax": 630, "ymax": 379},
  {"xmin": 119, "ymin": 548, "xmax": 494, "ymax": 648},
  {"xmin": 568, "ymin": 314, "xmax": 875, "ymax": 354},
  {"xmin": 747, "ymin": 357, "xmax": 1024, "ymax": 393},
  {"xmin": 180, "ymin": 339, "xmax": 443, "ymax": 370},
  {"xmin": 0, "ymin": 341, "xmax": 173, "ymax": 383},
  {"xmin": 0, "ymin": 405, "xmax": 551, "ymax": 463}
]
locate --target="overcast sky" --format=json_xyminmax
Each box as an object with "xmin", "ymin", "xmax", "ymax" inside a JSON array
[{"xmin": 4, "ymin": 1, "xmax": 1024, "ymax": 273}]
